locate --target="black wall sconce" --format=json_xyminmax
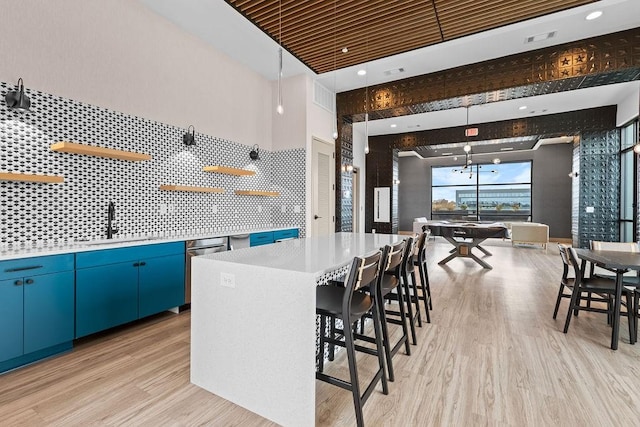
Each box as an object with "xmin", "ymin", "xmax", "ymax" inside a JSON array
[
  {"xmin": 183, "ymin": 125, "xmax": 196, "ymax": 146},
  {"xmin": 5, "ymin": 78, "xmax": 31, "ymax": 112},
  {"xmin": 249, "ymin": 144, "xmax": 260, "ymax": 160}
]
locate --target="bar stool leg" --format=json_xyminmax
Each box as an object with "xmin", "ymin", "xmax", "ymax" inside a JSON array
[
  {"xmin": 343, "ymin": 324, "xmax": 364, "ymax": 427},
  {"xmin": 402, "ymin": 273, "xmax": 418, "ymax": 345},
  {"xmin": 377, "ymin": 295, "xmax": 395, "ymax": 382},
  {"xmin": 395, "ymin": 280, "xmax": 412, "ymax": 355},
  {"xmin": 318, "ymin": 314, "xmax": 326, "ymax": 372}
]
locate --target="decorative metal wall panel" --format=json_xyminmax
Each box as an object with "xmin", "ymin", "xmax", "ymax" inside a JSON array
[
  {"xmin": 337, "ymin": 28, "xmax": 640, "ymax": 118},
  {"xmin": 577, "ymin": 130, "xmax": 621, "ymax": 248},
  {"xmin": 0, "ymin": 82, "xmax": 306, "ymax": 246}
]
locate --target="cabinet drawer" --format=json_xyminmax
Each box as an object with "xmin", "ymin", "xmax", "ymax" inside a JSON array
[
  {"xmin": 273, "ymin": 229, "xmax": 299, "ymax": 241},
  {"xmin": 250, "ymin": 232, "xmax": 274, "ymax": 247},
  {"xmin": 0, "ymin": 254, "xmax": 74, "ymax": 280},
  {"xmin": 76, "ymin": 242, "xmax": 185, "ymax": 269}
]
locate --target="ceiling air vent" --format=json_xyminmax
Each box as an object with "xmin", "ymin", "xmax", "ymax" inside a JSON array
[
  {"xmin": 525, "ymin": 31, "xmax": 556, "ymax": 44},
  {"xmin": 383, "ymin": 67, "xmax": 405, "ymax": 76},
  {"xmin": 313, "ymin": 81, "xmax": 335, "ymax": 113}
]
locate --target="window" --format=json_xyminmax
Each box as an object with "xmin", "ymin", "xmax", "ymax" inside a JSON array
[
  {"xmin": 432, "ymin": 161, "xmax": 532, "ymax": 222},
  {"xmin": 620, "ymin": 121, "xmax": 637, "ymax": 242}
]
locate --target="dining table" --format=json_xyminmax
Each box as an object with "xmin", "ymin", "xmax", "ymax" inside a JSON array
[{"xmin": 573, "ymin": 248, "xmax": 640, "ymax": 350}]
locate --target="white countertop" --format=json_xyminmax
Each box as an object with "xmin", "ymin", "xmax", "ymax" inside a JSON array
[
  {"xmin": 0, "ymin": 226, "xmax": 297, "ymax": 261},
  {"xmin": 197, "ymin": 232, "xmax": 405, "ymax": 275}
]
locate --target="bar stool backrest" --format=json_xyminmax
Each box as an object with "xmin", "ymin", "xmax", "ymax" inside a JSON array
[
  {"xmin": 351, "ymin": 250, "xmax": 383, "ymax": 291},
  {"xmin": 400, "ymin": 237, "xmax": 416, "ymax": 275},
  {"xmin": 414, "ymin": 231, "xmax": 427, "ymax": 261},
  {"xmin": 384, "ymin": 239, "xmax": 406, "ymax": 273}
]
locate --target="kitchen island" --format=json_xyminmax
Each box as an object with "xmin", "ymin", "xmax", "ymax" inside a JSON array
[{"xmin": 190, "ymin": 232, "xmax": 404, "ymax": 426}]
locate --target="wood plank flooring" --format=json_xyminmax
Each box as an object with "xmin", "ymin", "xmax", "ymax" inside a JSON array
[{"xmin": 2, "ymin": 239, "xmax": 640, "ymax": 426}]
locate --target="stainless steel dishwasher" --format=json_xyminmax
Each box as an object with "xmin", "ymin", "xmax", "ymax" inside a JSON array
[{"xmin": 185, "ymin": 237, "xmax": 228, "ymax": 304}]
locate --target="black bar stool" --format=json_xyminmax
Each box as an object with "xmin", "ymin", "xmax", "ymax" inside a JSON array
[
  {"xmin": 377, "ymin": 239, "xmax": 411, "ymax": 382},
  {"xmin": 316, "ymin": 250, "xmax": 388, "ymax": 427},
  {"xmin": 415, "ymin": 230, "xmax": 433, "ymax": 322}
]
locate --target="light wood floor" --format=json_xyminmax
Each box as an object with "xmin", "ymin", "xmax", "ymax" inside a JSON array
[{"xmin": 2, "ymin": 239, "xmax": 640, "ymax": 426}]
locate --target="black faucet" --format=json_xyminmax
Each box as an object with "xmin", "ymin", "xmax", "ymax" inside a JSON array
[{"xmin": 107, "ymin": 201, "xmax": 119, "ymax": 239}]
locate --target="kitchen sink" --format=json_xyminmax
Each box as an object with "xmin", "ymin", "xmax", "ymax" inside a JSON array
[{"xmin": 78, "ymin": 236, "xmax": 158, "ymax": 246}]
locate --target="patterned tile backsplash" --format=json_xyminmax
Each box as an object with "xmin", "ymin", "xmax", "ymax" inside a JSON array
[{"xmin": 0, "ymin": 81, "xmax": 305, "ymax": 246}]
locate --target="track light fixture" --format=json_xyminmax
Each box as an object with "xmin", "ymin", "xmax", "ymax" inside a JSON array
[
  {"xmin": 183, "ymin": 125, "xmax": 196, "ymax": 146},
  {"xmin": 5, "ymin": 78, "xmax": 31, "ymax": 112}
]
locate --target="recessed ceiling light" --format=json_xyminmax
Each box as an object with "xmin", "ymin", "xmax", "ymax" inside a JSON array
[
  {"xmin": 390, "ymin": 124, "xmax": 397, "ymax": 128},
  {"xmin": 519, "ymin": 105, "xmax": 527, "ymax": 110},
  {"xmin": 357, "ymin": 69, "xmax": 366, "ymax": 76},
  {"xmin": 586, "ymin": 11, "xmax": 603, "ymax": 21},
  {"xmin": 342, "ymin": 47, "xmax": 348, "ymax": 53}
]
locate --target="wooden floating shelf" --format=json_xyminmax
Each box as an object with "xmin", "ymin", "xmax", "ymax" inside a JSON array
[
  {"xmin": 203, "ymin": 165, "xmax": 256, "ymax": 176},
  {"xmin": 234, "ymin": 190, "xmax": 280, "ymax": 197},
  {"xmin": 159, "ymin": 185, "xmax": 224, "ymax": 193},
  {"xmin": 0, "ymin": 171, "xmax": 64, "ymax": 184},
  {"xmin": 50, "ymin": 141, "xmax": 152, "ymax": 162}
]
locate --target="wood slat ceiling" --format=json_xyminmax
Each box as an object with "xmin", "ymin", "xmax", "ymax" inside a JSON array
[{"xmin": 225, "ymin": 0, "xmax": 596, "ymax": 74}]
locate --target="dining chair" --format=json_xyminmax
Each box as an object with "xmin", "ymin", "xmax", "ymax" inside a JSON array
[
  {"xmin": 557, "ymin": 244, "xmax": 635, "ymax": 344},
  {"xmin": 316, "ymin": 249, "xmax": 388, "ymax": 427}
]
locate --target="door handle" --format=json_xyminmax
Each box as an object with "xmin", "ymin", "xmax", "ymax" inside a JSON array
[
  {"xmin": 25, "ymin": 279, "xmax": 34, "ymax": 285},
  {"xmin": 14, "ymin": 280, "xmax": 23, "ymax": 286},
  {"xmin": 314, "ymin": 215, "xmax": 322, "ymax": 219}
]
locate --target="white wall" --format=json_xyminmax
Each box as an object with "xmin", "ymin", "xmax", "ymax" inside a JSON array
[
  {"xmin": 352, "ymin": 123, "xmax": 367, "ymax": 233},
  {"xmin": 616, "ymin": 81, "xmax": 640, "ymax": 126},
  {"xmin": 0, "ymin": 0, "xmax": 272, "ymax": 149},
  {"xmin": 272, "ymin": 75, "xmax": 307, "ymax": 151}
]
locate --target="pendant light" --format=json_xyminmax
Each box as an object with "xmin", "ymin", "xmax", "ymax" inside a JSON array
[
  {"xmin": 364, "ymin": 38, "xmax": 370, "ymax": 154},
  {"xmin": 276, "ymin": 0, "xmax": 284, "ymax": 115},
  {"xmin": 331, "ymin": 0, "xmax": 338, "ymax": 140}
]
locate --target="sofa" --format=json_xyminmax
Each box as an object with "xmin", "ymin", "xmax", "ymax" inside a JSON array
[
  {"xmin": 510, "ymin": 222, "xmax": 549, "ymax": 249},
  {"xmin": 413, "ymin": 217, "xmax": 429, "ymax": 234}
]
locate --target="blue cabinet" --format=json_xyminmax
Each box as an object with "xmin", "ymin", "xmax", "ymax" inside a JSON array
[
  {"xmin": 250, "ymin": 229, "xmax": 299, "ymax": 247},
  {"xmin": 76, "ymin": 261, "xmax": 139, "ymax": 338},
  {"xmin": 0, "ymin": 254, "xmax": 75, "ymax": 372},
  {"xmin": 0, "ymin": 278, "xmax": 23, "ymax": 362},
  {"xmin": 139, "ymin": 253, "xmax": 185, "ymax": 318},
  {"xmin": 75, "ymin": 242, "xmax": 185, "ymax": 338},
  {"xmin": 250, "ymin": 231, "xmax": 274, "ymax": 247}
]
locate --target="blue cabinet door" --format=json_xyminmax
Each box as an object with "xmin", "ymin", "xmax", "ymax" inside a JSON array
[
  {"xmin": 76, "ymin": 261, "xmax": 139, "ymax": 338},
  {"xmin": 23, "ymin": 271, "xmax": 75, "ymax": 354},
  {"xmin": 0, "ymin": 278, "xmax": 23, "ymax": 363},
  {"xmin": 138, "ymin": 254, "xmax": 185, "ymax": 318},
  {"xmin": 250, "ymin": 231, "xmax": 274, "ymax": 247}
]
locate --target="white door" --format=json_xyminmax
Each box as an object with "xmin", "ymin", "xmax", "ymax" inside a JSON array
[{"xmin": 311, "ymin": 137, "xmax": 335, "ymax": 236}]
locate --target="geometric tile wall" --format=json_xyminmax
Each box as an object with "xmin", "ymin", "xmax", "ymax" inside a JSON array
[
  {"xmin": 0, "ymin": 81, "xmax": 305, "ymax": 246},
  {"xmin": 576, "ymin": 129, "xmax": 620, "ymax": 248}
]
